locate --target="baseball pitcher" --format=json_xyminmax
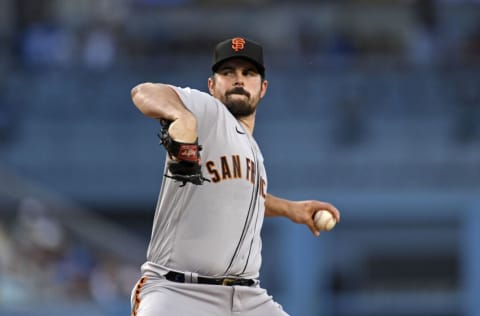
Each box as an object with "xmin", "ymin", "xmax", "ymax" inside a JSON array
[{"xmin": 130, "ymin": 37, "xmax": 341, "ymax": 316}]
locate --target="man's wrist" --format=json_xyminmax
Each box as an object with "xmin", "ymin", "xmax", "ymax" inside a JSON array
[{"xmin": 168, "ymin": 115, "xmax": 197, "ymax": 142}]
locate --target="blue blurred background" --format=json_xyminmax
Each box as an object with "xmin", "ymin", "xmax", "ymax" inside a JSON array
[{"xmin": 0, "ymin": 0, "xmax": 479, "ymax": 315}]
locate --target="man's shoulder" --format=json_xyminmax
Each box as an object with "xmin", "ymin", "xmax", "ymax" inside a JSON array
[
  {"xmin": 171, "ymin": 85, "xmax": 232, "ymax": 119},
  {"xmin": 172, "ymin": 86, "xmax": 212, "ymax": 100}
]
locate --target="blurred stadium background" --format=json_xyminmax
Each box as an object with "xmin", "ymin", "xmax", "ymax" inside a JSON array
[{"xmin": 0, "ymin": 0, "xmax": 479, "ymax": 315}]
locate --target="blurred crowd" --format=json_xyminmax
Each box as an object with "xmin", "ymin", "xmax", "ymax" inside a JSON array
[
  {"xmin": 0, "ymin": 197, "xmax": 139, "ymax": 312},
  {"xmin": 0, "ymin": 0, "xmax": 478, "ymax": 70}
]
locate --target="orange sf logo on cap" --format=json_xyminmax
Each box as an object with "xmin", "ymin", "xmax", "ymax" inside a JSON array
[{"xmin": 231, "ymin": 37, "xmax": 246, "ymax": 52}]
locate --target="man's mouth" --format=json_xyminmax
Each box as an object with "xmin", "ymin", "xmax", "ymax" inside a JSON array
[{"xmin": 227, "ymin": 88, "xmax": 250, "ymax": 98}]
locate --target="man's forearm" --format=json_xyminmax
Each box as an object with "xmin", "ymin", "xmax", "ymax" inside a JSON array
[
  {"xmin": 265, "ymin": 193, "xmax": 294, "ymax": 217},
  {"xmin": 131, "ymin": 83, "xmax": 197, "ymax": 142}
]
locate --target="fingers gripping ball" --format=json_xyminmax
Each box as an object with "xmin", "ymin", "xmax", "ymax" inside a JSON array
[
  {"xmin": 313, "ymin": 210, "xmax": 337, "ymax": 231},
  {"xmin": 158, "ymin": 121, "xmax": 210, "ymax": 187}
]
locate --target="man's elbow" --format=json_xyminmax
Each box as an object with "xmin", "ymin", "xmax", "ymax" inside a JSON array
[
  {"xmin": 131, "ymin": 82, "xmax": 149, "ymax": 99},
  {"xmin": 131, "ymin": 82, "xmax": 155, "ymax": 116}
]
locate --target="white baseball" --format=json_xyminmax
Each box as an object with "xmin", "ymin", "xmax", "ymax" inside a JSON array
[{"xmin": 313, "ymin": 210, "xmax": 336, "ymax": 231}]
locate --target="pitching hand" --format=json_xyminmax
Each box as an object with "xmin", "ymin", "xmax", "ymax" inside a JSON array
[{"xmin": 289, "ymin": 200, "xmax": 341, "ymax": 237}]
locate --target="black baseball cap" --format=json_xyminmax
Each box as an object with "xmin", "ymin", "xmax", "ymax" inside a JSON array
[{"xmin": 211, "ymin": 37, "xmax": 265, "ymax": 77}]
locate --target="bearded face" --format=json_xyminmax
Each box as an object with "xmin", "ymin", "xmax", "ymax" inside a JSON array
[
  {"xmin": 208, "ymin": 59, "xmax": 268, "ymax": 119},
  {"xmin": 219, "ymin": 86, "xmax": 256, "ymax": 118}
]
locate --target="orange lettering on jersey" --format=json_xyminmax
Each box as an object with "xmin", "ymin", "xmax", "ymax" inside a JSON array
[
  {"xmin": 206, "ymin": 155, "xmax": 259, "ymax": 186},
  {"xmin": 246, "ymin": 158, "xmax": 252, "ymax": 182},
  {"xmin": 206, "ymin": 161, "xmax": 220, "ymax": 183},
  {"xmin": 232, "ymin": 155, "xmax": 242, "ymax": 178},
  {"xmin": 220, "ymin": 156, "xmax": 232, "ymax": 180},
  {"xmin": 250, "ymin": 161, "xmax": 256, "ymax": 185},
  {"xmin": 259, "ymin": 177, "xmax": 266, "ymax": 198}
]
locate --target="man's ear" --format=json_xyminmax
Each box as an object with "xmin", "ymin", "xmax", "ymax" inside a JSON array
[
  {"xmin": 207, "ymin": 76, "xmax": 215, "ymax": 95},
  {"xmin": 260, "ymin": 79, "xmax": 268, "ymax": 99}
]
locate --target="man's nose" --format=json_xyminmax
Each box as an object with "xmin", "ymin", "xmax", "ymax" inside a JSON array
[{"xmin": 233, "ymin": 72, "xmax": 244, "ymax": 85}]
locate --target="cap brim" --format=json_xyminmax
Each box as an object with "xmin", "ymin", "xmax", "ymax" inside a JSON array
[{"xmin": 212, "ymin": 56, "xmax": 265, "ymax": 76}]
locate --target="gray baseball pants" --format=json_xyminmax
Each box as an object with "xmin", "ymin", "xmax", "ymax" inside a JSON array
[{"xmin": 131, "ymin": 275, "xmax": 289, "ymax": 316}]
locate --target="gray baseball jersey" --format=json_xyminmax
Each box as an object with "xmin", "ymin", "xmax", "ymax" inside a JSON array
[{"xmin": 141, "ymin": 86, "xmax": 268, "ymax": 280}]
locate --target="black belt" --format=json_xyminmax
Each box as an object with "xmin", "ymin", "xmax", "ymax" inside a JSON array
[{"xmin": 165, "ymin": 271, "xmax": 255, "ymax": 286}]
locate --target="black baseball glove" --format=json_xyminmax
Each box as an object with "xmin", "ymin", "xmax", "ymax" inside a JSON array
[{"xmin": 158, "ymin": 121, "xmax": 210, "ymax": 187}]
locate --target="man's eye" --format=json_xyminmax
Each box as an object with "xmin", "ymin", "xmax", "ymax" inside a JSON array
[{"xmin": 244, "ymin": 69, "xmax": 258, "ymax": 76}]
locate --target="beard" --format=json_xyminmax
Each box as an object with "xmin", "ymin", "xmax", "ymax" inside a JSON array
[{"xmin": 222, "ymin": 87, "xmax": 257, "ymax": 118}]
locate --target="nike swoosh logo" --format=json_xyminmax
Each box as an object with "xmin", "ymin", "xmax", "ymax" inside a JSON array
[{"xmin": 235, "ymin": 126, "xmax": 246, "ymax": 134}]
